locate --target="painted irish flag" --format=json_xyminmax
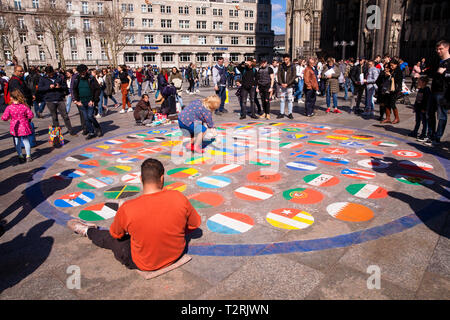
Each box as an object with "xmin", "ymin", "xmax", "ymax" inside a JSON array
[
  {"xmin": 346, "ymin": 184, "xmax": 388, "ymax": 199},
  {"xmin": 188, "ymin": 192, "xmax": 224, "ymax": 209},
  {"xmin": 207, "ymin": 212, "xmax": 254, "ymax": 234},
  {"xmin": 79, "ymin": 203, "xmax": 119, "ymax": 221},
  {"xmin": 266, "ymin": 208, "xmax": 315, "ymax": 230},
  {"xmin": 100, "ymin": 166, "xmax": 132, "ymax": 176},
  {"xmin": 303, "ymin": 174, "xmax": 340, "ymax": 187}
]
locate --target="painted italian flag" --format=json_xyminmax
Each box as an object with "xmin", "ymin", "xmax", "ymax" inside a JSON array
[
  {"xmin": 346, "ymin": 184, "xmax": 388, "ymax": 199},
  {"xmin": 303, "ymin": 174, "xmax": 340, "ymax": 187},
  {"xmin": 79, "ymin": 202, "xmax": 119, "ymax": 221}
]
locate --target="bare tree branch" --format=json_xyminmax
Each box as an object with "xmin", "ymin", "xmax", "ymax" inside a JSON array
[
  {"xmin": 36, "ymin": 0, "xmax": 74, "ymax": 69},
  {"xmin": 0, "ymin": 13, "xmax": 20, "ymax": 62}
]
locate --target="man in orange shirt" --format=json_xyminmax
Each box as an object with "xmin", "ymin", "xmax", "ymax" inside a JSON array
[{"xmin": 67, "ymin": 159, "xmax": 202, "ymax": 271}]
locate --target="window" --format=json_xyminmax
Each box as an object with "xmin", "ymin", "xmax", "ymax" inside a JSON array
[
  {"xmin": 34, "ymin": 17, "xmax": 41, "ymax": 28},
  {"xmin": 66, "ymin": 1, "xmax": 73, "ymax": 12},
  {"xmin": 179, "ymin": 20, "xmax": 189, "ymax": 29},
  {"xmin": 245, "ymin": 10, "xmax": 254, "ymax": 18},
  {"xmin": 179, "ymin": 53, "xmax": 191, "ymax": 62},
  {"xmin": 196, "ymin": 7, "xmax": 206, "ymax": 15},
  {"xmin": 85, "ymin": 36, "xmax": 92, "ymax": 48},
  {"xmin": 14, "ymin": 0, "xmax": 22, "ymax": 10},
  {"xmin": 213, "ymin": 53, "xmax": 223, "ymax": 62},
  {"xmin": 125, "ymin": 34, "xmax": 136, "ymax": 44},
  {"xmin": 70, "ymin": 36, "xmax": 77, "ymax": 48},
  {"xmin": 196, "ymin": 21, "xmax": 207, "ymax": 29},
  {"xmin": 36, "ymin": 33, "xmax": 44, "ymax": 41},
  {"xmin": 180, "ymin": 35, "xmax": 190, "ymax": 44},
  {"xmin": 179, "ymin": 6, "xmax": 189, "ymax": 14},
  {"xmin": 71, "ymin": 50, "xmax": 78, "ymax": 60},
  {"xmin": 161, "ymin": 19, "xmax": 172, "ymax": 28},
  {"xmin": 213, "ymin": 22, "xmax": 223, "ymax": 30},
  {"xmin": 83, "ymin": 19, "xmax": 91, "ymax": 31},
  {"xmin": 198, "ymin": 35, "xmax": 206, "ymax": 45},
  {"xmin": 214, "ymin": 36, "xmax": 223, "ymax": 45},
  {"xmin": 163, "ymin": 35, "xmax": 172, "ymax": 44},
  {"xmin": 97, "ymin": 2, "xmax": 103, "ymax": 14},
  {"xmin": 101, "ymin": 50, "xmax": 107, "ymax": 60},
  {"xmin": 17, "ymin": 17, "xmax": 25, "ymax": 29},
  {"xmin": 213, "ymin": 9, "xmax": 222, "ymax": 16},
  {"xmin": 5, "ymin": 50, "xmax": 12, "ymax": 61},
  {"xmin": 144, "ymin": 34, "xmax": 153, "ymax": 44},
  {"xmin": 244, "ymin": 23, "xmax": 253, "ymax": 31},
  {"xmin": 123, "ymin": 18, "xmax": 134, "ymax": 28},
  {"xmin": 230, "ymin": 53, "xmax": 239, "ymax": 62},
  {"xmin": 39, "ymin": 48, "xmax": 45, "ymax": 61},
  {"xmin": 161, "ymin": 5, "xmax": 171, "ymax": 14},
  {"xmin": 141, "ymin": 4, "xmax": 152, "ymax": 13},
  {"xmin": 142, "ymin": 18, "xmax": 153, "ymax": 27},
  {"xmin": 50, "ymin": 0, "xmax": 56, "ymax": 9},
  {"xmin": 143, "ymin": 53, "xmax": 155, "ymax": 63},
  {"xmin": 196, "ymin": 53, "xmax": 207, "ymax": 63},
  {"xmin": 81, "ymin": 1, "xmax": 88, "ymax": 14},
  {"xmin": 68, "ymin": 18, "xmax": 76, "ymax": 30},
  {"xmin": 32, "ymin": 0, "xmax": 39, "ymax": 9},
  {"xmin": 161, "ymin": 53, "xmax": 173, "ymax": 62},
  {"xmin": 86, "ymin": 50, "xmax": 93, "ymax": 60},
  {"xmin": 19, "ymin": 33, "xmax": 26, "ymax": 44},
  {"xmin": 246, "ymin": 37, "xmax": 254, "ymax": 45},
  {"xmin": 124, "ymin": 53, "xmax": 137, "ymax": 63},
  {"xmin": 229, "ymin": 9, "xmax": 238, "ymax": 17},
  {"xmin": 231, "ymin": 36, "xmax": 239, "ymax": 45},
  {"xmin": 98, "ymin": 20, "xmax": 105, "ymax": 32},
  {"xmin": 229, "ymin": 22, "xmax": 238, "ymax": 31},
  {"xmin": 121, "ymin": 4, "xmax": 126, "ymax": 12},
  {"xmin": 128, "ymin": 4, "xmax": 134, "ymax": 12}
]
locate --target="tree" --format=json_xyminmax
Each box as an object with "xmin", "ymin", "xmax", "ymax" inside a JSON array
[
  {"xmin": 0, "ymin": 13, "xmax": 20, "ymax": 63},
  {"xmin": 95, "ymin": 6, "xmax": 132, "ymax": 68},
  {"xmin": 37, "ymin": 0, "xmax": 73, "ymax": 69}
]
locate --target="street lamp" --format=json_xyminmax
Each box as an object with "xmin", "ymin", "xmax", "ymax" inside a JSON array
[{"xmin": 333, "ymin": 40, "xmax": 355, "ymax": 60}]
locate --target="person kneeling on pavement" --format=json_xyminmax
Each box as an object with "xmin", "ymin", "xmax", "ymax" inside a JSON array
[
  {"xmin": 134, "ymin": 94, "xmax": 154, "ymax": 126},
  {"xmin": 67, "ymin": 158, "xmax": 202, "ymax": 272}
]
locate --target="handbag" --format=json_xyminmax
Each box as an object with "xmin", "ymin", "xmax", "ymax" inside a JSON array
[{"xmin": 49, "ymin": 126, "xmax": 64, "ymax": 148}]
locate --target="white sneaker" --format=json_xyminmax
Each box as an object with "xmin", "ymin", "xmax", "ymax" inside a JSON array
[
  {"xmin": 119, "ymin": 109, "xmax": 125, "ymax": 114},
  {"xmin": 127, "ymin": 108, "xmax": 133, "ymax": 113},
  {"xmin": 67, "ymin": 219, "xmax": 97, "ymax": 236},
  {"xmin": 195, "ymin": 89, "xmax": 199, "ymax": 93},
  {"xmin": 95, "ymin": 114, "xmax": 102, "ymax": 119}
]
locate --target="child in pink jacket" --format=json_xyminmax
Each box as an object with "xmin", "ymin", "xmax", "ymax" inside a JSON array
[{"xmin": 1, "ymin": 89, "xmax": 34, "ymax": 163}]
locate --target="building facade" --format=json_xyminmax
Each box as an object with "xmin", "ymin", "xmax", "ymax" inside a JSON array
[
  {"xmin": 0, "ymin": 0, "xmax": 274, "ymax": 68},
  {"xmin": 285, "ymin": 0, "xmax": 448, "ymax": 65}
]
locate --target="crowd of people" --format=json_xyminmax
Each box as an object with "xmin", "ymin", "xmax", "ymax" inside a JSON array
[{"xmin": 0, "ymin": 40, "xmax": 448, "ymax": 164}]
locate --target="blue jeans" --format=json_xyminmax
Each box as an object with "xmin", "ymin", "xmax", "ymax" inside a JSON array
[
  {"xmin": 103, "ymin": 94, "xmax": 118, "ymax": 107},
  {"xmin": 294, "ymin": 79, "xmax": 304, "ymax": 99},
  {"xmin": 178, "ymin": 119, "xmax": 206, "ymax": 138},
  {"xmin": 216, "ymin": 86, "xmax": 227, "ymax": 112},
  {"xmin": 365, "ymin": 86, "xmax": 376, "ymax": 112},
  {"xmin": 98, "ymin": 90, "xmax": 105, "ymax": 116},
  {"xmin": 66, "ymin": 95, "xmax": 72, "ymax": 114},
  {"xmin": 176, "ymin": 94, "xmax": 184, "ymax": 108},
  {"xmin": 326, "ymin": 86, "xmax": 338, "ymax": 109},
  {"xmin": 129, "ymin": 80, "xmax": 135, "ymax": 94},
  {"xmin": 79, "ymin": 103, "xmax": 100, "ymax": 134},
  {"xmin": 344, "ymin": 78, "xmax": 354, "ymax": 100},
  {"xmin": 432, "ymin": 93, "xmax": 447, "ymax": 141},
  {"xmin": 137, "ymin": 82, "xmax": 142, "ymax": 97},
  {"xmin": 34, "ymin": 101, "xmax": 46, "ymax": 114},
  {"xmin": 14, "ymin": 136, "xmax": 31, "ymax": 157}
]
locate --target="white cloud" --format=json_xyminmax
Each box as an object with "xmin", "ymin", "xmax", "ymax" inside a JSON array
[
  {"xmin": 273, "ymin": 11, "xmax": 285, "ymax": 19},
  {"xmin": 273, "ymin": 26, "xmax": 285, "ymax": 34},
  {"xmin": 272, "ymin": 4, "xmax": 282, "ymax": 12}
]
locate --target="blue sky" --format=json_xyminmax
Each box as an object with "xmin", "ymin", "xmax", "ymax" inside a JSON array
[{"xmin": 271, "ymin": 0, "xmax": 286, "ymax": 35}]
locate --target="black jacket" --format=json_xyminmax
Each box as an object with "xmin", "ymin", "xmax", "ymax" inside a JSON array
[
  {"xmin": 8, "ymin": 75, "xmax": 33, "ymax": 105},
  {"xmin": 350, "ymin": 63, "xmax": 369, "ymax": 86},
  {"xmin": 72, "ymin": 75, "xmax": 101, "ymax": 105},
  {"xmin": 38, "ymin": 74, "xmax": 68, "ymax": 102}
]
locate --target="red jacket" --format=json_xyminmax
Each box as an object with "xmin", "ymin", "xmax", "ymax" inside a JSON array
[{"xmin": 136, "ymin": 71, "xmax": 143, "ymax": 83}]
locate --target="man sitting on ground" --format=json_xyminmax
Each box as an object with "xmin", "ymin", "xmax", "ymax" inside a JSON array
[{"xmin": 67, "ymin": 158, "xmax": 202, "ymax": 271}]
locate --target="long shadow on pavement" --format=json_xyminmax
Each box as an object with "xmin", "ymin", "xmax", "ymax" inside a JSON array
[{"xmin": 0, "ymin": 219, "xmax": 54, "ymax": 294}]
